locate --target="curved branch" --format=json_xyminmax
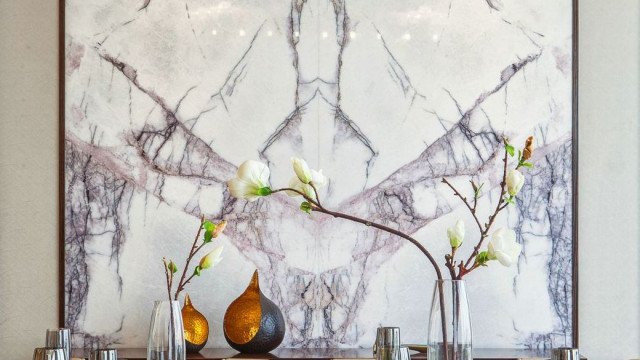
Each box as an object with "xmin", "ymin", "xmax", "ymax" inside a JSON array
[
  {"xmin": 173, "ymin": 216, "xmax": 204, "ymax": 300},
  {"xmin": 270, "ymin": 189, "xmax": 447, "ymax": 357},
  {"xmin": 314, "ymin": 207, "xmax": 444, "ymax": 280}
]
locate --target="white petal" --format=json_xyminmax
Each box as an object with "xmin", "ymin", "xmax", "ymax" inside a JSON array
[
  {"xmin": 509, "ymin": 242, "xmax": 522, "ymax": 260},
  {"xmin": 237, "ymin": 160, "xmax": 270, "ymax": 188},
  {"xmin": 210, "ymin": 246, "xmax": 224, "ymax": 265},
  {"xmin": 286, "ymin": 177, "xmax": 315, "ymax": 199},
  {"xmin": 455, "ymin": 220, "xmax": 465, "ymax": 239},
  {"xmin": 311, "ymin": 169, "xmax": 327, "ymax": 186},
  {"xmin": 494, "ymin": 251, "xmax": 513, "ymax": 266},
  {"xmin": 227, "ymin": 178, "xmax": 255, "ymax": 199},
  {"xmin": 291, "ymin": 157, "xmax": 312, "ymax": 184},
  {"xmin": 488, "ymin": 228, "xmax": 520, "ymax": 266},
  {"xmin": 201, "ymin": 246, "xmax": 224, "ymax": 269},
  {"xmin": 506, "ymin": 169, "xmax": 525, "ymax": 196}
]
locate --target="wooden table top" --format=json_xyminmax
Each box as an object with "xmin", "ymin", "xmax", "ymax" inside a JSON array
[{"xmin": 72, "ymin": 347, "xmax": 586, "ymax": 360}]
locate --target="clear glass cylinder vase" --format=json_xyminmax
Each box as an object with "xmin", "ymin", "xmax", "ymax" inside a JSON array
[
  {"xmin": 147, "ymin": 300, "xmax": 186, "ymax": 360},
  {"xmin": 427, "ymin": 280, "xmax": 472, "ymax": 360}
]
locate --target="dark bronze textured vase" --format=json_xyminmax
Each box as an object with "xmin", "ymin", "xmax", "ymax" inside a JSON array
[
  {"xmin": 223, "ymin": 270, "xmax": 285, "ymax": 353},
  {"xmin": 181, "ymin": 294, "xmax": 209, "ymax": 353}
]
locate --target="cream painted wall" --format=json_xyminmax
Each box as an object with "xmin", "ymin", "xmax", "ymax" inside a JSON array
[
  {"xmin": 578, "ymin": 0, "xmax": 640, "ymax": 359},
  {"xmin": 0, "ymin": 0, "xmax": 60, "ymax": 359},
  {"xmin": 0, "ymin": 0, "xmax": 638, "ymax": 359}
]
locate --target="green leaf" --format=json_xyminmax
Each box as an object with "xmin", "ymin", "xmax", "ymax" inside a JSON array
[
  {"xmin": 300, "ymin": 201, "xmax": 313, "ymax": 214},
  {"xmin": 521, "ymin": 162, "xmax": 534, "ymax": 168},
  {"xmin": 202, "ymin": 221, "xmax": 215, "ymax": 243},
  {"xmin": 505, "ymin": 143, "xmax": 515, "ymax": 157},
  {"xmin": 257, "ymin": 187, "xmax": 272, "ymax": 196},
  {"xmin": 193, "ymin": 266, "xmax": 202, "ymax": 277},
  {"xmin": 517, "ymin": 149, "xmax": 523, "ymax": 162},
  {"xmin": 475, "ymin": 251, "xmax": 490, "ymax": 266},
  {"xmin": 167, "ymin": 261, "xmax": 178, "ymax": 274},
  {"xmin": 474, "ymin": 183, "xmax": 484, "ymax": 199},
  {"xmin": 203, "ymin": 220, "xmax": 216, "ymax": 232}
]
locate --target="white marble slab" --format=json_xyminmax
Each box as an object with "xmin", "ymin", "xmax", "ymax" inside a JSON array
[{"xmin": 64, "ymin": 0, "xmax": 574, "ymax": 350}]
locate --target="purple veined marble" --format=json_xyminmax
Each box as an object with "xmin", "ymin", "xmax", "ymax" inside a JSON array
[{"xmin": 64, "ymin": 0, "xmax": 574, "ymax": 351}]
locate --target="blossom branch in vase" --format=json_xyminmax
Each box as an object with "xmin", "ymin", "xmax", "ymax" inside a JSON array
[
  {"xmin": 442, "ymin": 137, "xmax": 534, "ymax": 280},
  {"xmin": 161, "ymin": 217, "xmax": 226, "ymax": 303}
]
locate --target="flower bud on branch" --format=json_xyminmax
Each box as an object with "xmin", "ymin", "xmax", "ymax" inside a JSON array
[
  {"xmin": 292, "ymin": 157, "xmax": 313, "ymax": 184},
  {"xmin": 522, "ymin": 136, "xmax": 534, "ymax": 161},
  {"xmin": 506, "ymin": 169, "xmax": 525, "ymax": 197},
  {"xmin": 447, "ymin": 220, "xmax": 465, "ymax": 249}
]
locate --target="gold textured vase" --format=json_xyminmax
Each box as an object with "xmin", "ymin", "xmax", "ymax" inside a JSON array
[
  {"xmin": 223, "ymin": 270, "xmax": 285, "ymax": 353},
  {"xmin": 181, "ymin": 294, "xmax": 209, "ymax": 353}
]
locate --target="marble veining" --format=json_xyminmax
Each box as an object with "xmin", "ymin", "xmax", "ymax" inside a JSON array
[{"xmin": 64, "ymin": 0, "xmax": 574, "ymax": 350}]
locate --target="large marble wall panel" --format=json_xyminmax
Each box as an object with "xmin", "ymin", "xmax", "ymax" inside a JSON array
[{"xmin": 64, "ymin": 0, "xmax": 574, "ymax": 350}]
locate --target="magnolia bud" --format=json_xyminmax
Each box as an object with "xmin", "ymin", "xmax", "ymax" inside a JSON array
[
  {"xmin": 523, "ymin": 136, "xmax": 534, "ymax": 160},
  {"xmin": 506, "ymin": 169, "xmax": 525, "ymax": 196},
  {"xmin": 198, "ymin": 246, "xmax": 224, "ymax": 270},
  {"xmin": 291, "ymin": 157, "xmax": 313, "ymax": 184},
  {"xmin": 212, "ymin": 220, "xmax": 227, "ymax": 238},
  {"xmin": 447, "ymin": 220, "xmax": 465, "ymax": 248}
]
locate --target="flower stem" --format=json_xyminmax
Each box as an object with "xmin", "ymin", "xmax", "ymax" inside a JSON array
[{"xmin": 173, "ymin": 216, "xmax": 205, "ymax": 300}]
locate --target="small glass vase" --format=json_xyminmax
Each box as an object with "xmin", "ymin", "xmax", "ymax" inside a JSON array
[
  {"xmin": 427, "ymin": 280, "xmax": 472, "ymax": 360},
  {"xmin": 147, "ymin": 300, "xmax": 186, "ymax": 360}
]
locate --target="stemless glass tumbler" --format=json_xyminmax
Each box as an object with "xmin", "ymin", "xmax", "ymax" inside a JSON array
[
  {"xmin": 32, "ymin": 348, "xmax": 66, "ymax": 360},
  {"xmin": 45, "ymin": 328, "xmax": 70, "ymax": 360}
]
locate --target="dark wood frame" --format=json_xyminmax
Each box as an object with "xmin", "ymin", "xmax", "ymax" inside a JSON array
[
  {"xmin": 57, "ymin": 0, "xmax": 66, "ymax": 335},
  {"xmin": 57, "ymin": 0, "xmax": 581, "ymax": 349},
  {"xmin": 571, "ymin": 0, "xmax": 580, "ymax": 348}
]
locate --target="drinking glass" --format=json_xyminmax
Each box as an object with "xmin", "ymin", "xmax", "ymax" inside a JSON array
[
  {"xmin": 45, "ymin": 328, "xmax": 70, "ymax": 360},
  {"xmin": 399, "ymin": 346, "xmax": 412, "ymax": 360},
  {"xmin": 32, "ymin": 348, "xmax": 65, "ymax": 360},
  {"xmin": 552, "ymin": 348, "xmax": 580, "ymax": 360},
  {"xmin": 375, "ymin": 327, "xmax": 401, "ymax": 360},
  {"xmin": 90, "ymin": 349, "xmax": 118, "ymax": 360}
]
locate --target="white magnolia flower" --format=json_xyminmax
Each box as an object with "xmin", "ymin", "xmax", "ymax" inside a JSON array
[
  {"xmin": 286, "ymin": 164, "xmax": 328, "ymax": 200},
  {"xmin": 286, "ymin": 176, "xmax": 316, "ymax": 199},
  {"xmin": 292, "ymin": 157, "xmax": 313, "ymax": 184},
  {"xmin": 227, "ymin": 160, "xmax": 271, "ymax": 201},
  {"xmin": 310, "ymin": 169, "xmax": 327, "ymax": 186},
  {"xmin": 487, "ymin": 228, "xmax": 522, "ymax": 267},
  {"xmin": 447, "ymin": 220, "xmax": 465, "ymax": 248},
  {"xmin": 506, "ymin": 169, "xmax": 525, "ymax": 196},
  {"xmin": 199, "ymin": 246, "xmax": 224, "ymax": 270}
]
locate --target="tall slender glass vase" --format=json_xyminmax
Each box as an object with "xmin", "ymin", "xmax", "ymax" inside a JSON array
[
  {"xmin": 147, "ymin": 300, "xmax": 186, "ymax": 360},
  {"xmin": 427, "ymin": 280, "xmax": 472, "ymax": 360}
]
